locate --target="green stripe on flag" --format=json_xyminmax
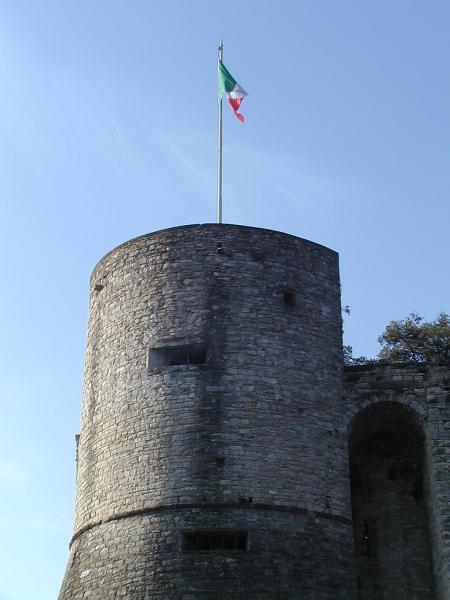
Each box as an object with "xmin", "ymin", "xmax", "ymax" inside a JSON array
[{"xmin": 218, "ymin": 60, "xmax": 237, "ymax": 98}]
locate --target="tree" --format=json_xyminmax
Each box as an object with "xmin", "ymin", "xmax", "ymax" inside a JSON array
[
  {"xmin": 343, "ymin": 345, "xmax": 375, "ymax": 366},
  {"xmin": 343, "ymin": 344, "xmax": 353, "ymax": 364},
  {"xmin": 377, "ymin": 312, "xmax": 450, "ymax": 363}
]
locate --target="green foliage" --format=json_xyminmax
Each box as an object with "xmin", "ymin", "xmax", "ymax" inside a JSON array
[
  {"xmin": 377, "ymin": 312, "xmax": 450, "ymax": 363},
  {"xmin": 343, "ymin": 344, "xmax": 375, "ymax": 366},
  {"xmin": 343, "ymin": 344, "xmax": 353, "ymax": 365}
]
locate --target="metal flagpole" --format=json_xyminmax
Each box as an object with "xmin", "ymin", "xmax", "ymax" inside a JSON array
[{"xmin": 217, "ymin": 38, "xmax": 223, "ymax": 224}]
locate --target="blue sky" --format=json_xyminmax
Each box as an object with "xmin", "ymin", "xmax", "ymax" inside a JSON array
[{"xmin": 0, "ymin": 1, "xmax": 448, "ymax": 598}]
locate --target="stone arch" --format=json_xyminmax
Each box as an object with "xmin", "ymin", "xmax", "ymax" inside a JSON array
[
  {"xmin": 348, "ymin": 401, "xmax": 435, "ymax": 599},
  {"xmin": 346, "ymin": 391, "xmax": 428, "ymax": 423}
]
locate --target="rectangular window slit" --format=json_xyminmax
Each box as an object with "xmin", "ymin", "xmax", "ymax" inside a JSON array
[
  {"xmin": 148, "ymin": 345, "xmax": 207, "ymax": 368},
  {"xmin": 183, "ymin": 531, "xmax": 248, "ymax": 551}
]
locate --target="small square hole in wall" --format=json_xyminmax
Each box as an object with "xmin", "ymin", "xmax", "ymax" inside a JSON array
[{"xmin": 283, "ymin": 290, "xmax": 296, "ymax": 307}]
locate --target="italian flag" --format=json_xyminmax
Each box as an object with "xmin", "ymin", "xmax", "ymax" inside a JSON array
[{"xmin": 218, "ymin": 60, "xmax": 248, "ymax": 122}]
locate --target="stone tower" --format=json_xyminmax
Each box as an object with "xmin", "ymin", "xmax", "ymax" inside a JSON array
[{"xmin": 59, "ymin": 224, "xmax": 357, "ymax": 599}]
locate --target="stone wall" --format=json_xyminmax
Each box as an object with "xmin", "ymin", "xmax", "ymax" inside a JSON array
[
  {"xmin": 345, "ymin": 363, "xmax": 450, "ymax": 600},
  {"xmin": 59, "ymin": 224, "xmax": 356, "ymax": 599},
  {"xmin": 62, "ymin": 508, "xmax": 354, "ymax": 599}
]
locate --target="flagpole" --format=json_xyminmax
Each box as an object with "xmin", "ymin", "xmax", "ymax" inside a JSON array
[{"xmin": 217, "ymin": 38, "xmax": 223, "ymax": 224}]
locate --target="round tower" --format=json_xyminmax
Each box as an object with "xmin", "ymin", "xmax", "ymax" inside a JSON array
[{"xmin": 59, "ymin": 224, "xmax": 356, "ymax": 599}]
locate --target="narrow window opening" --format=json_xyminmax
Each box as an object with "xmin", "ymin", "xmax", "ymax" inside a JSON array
[
  {"xmin": 75, "ymin": 434, "xmax": 80, "ymax": 472},
  {"xmin": 148, "ymin": 345, "xmax": 207, "ymax": 368},
  {"xmin": 183, "ymin": 531, "xmax": 248, "ymax": 551},
  {"xmin": 283, "ymin": 290, "xmax": 296, "ymax": 307}
]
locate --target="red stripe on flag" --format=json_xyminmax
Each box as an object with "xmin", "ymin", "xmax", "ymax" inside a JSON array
[{"xmin": 228, "ymin": 97, "xmax": 245, "ymax": 122}]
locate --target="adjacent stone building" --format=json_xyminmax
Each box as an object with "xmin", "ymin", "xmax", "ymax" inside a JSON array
[
  {"xmin": 59, "ymin": 224, "xmax": 449, "ymax": 599},
  {"xmin": 346, "ymin": 363, "xmax": 449, "ymax": 599}
]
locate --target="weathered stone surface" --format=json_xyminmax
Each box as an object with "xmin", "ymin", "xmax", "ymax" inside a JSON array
[
  {"xmin": 60, "ymin": 224, "xmax": 355, "ymax": 599},
  {"xmin": 59, "ymin": 224, "xmax": 450, "ymax": 599},
  {"xmin": 62, "ymin": 508, "xmax": 354, "ymax": 599}
]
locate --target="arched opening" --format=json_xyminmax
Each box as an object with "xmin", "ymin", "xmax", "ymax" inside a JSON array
[{"xmin": 349, "ymin": 402, "xmax": 435, "ymax": 599}]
